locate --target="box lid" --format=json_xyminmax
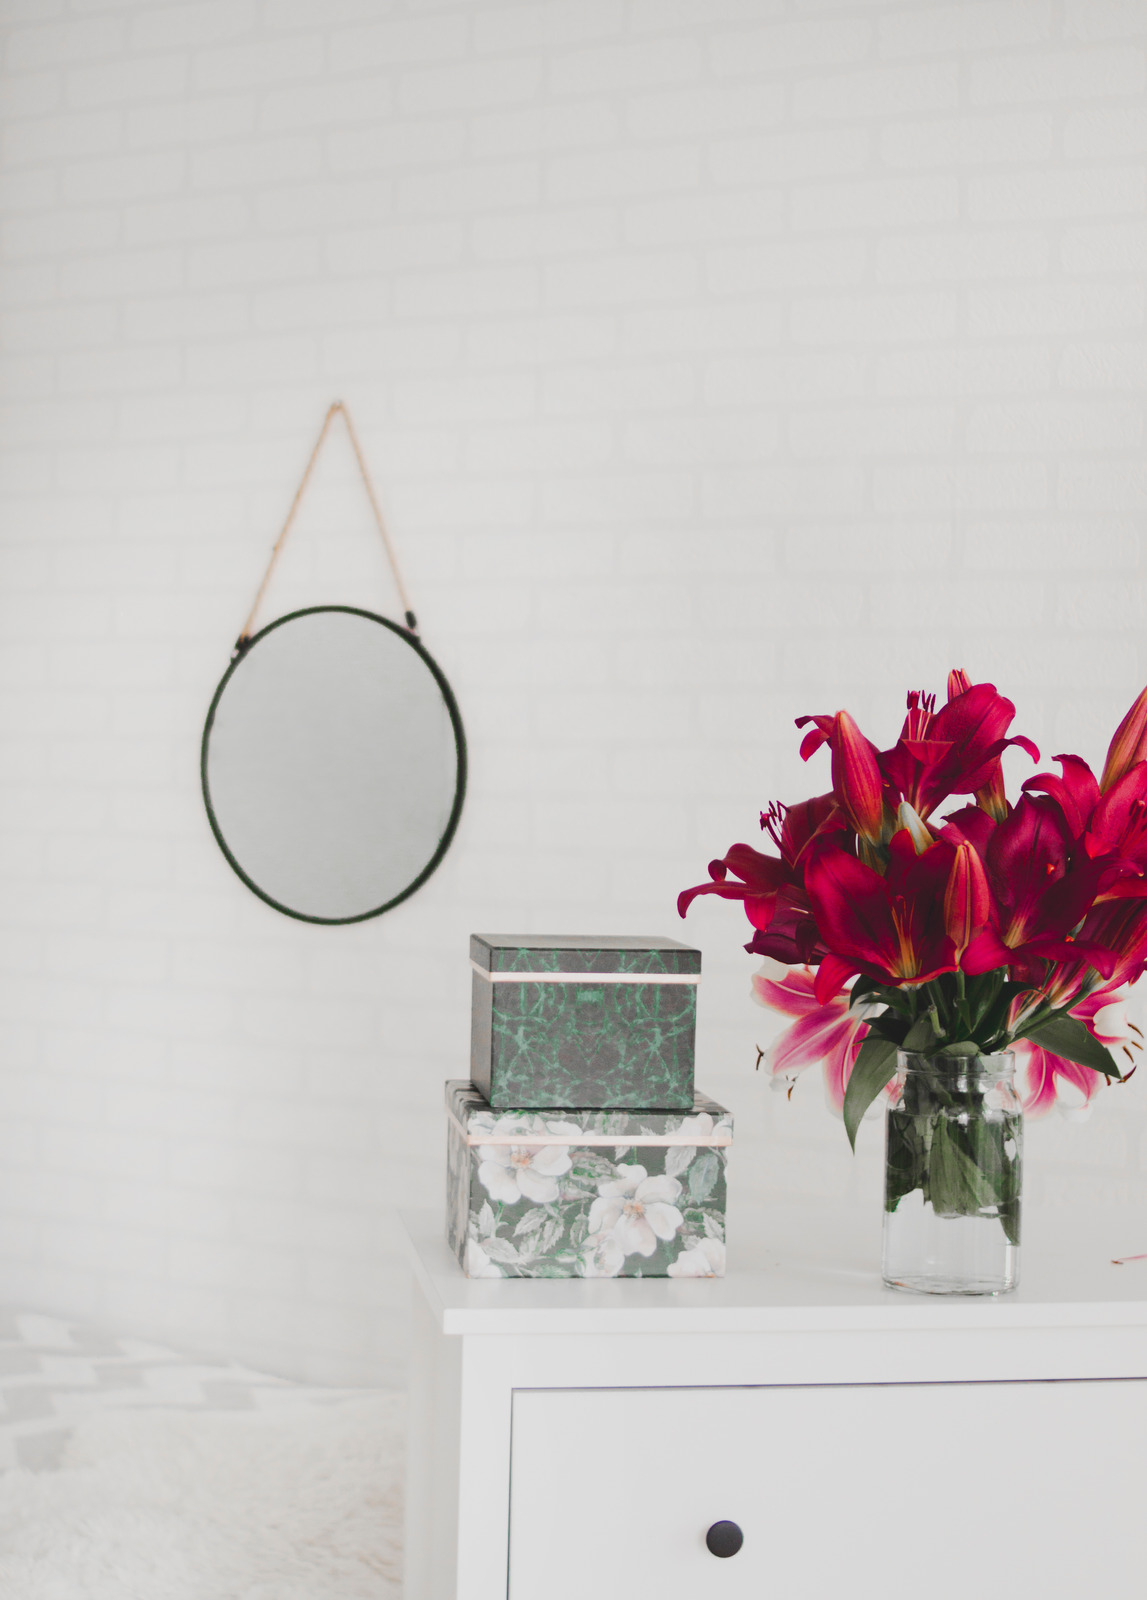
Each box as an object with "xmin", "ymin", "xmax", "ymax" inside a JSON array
[
  {"xmin": 446, "ymin": 1080, "xmax": 731, "ymax": 1146},
  {"xmin": 469, "ymin": 934, "xmax": 701, "ymax": 977}
]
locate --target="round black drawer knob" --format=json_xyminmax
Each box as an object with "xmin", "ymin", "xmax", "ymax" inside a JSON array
[{"xmin": 706, "ymin": 1520, "xmax": 744, "ymax": 1558}]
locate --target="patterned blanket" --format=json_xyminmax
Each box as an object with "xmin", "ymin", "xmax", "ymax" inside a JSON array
[{"xmin": 0, "ymin": 1307, "xmax": 357, "ymax": 1471}]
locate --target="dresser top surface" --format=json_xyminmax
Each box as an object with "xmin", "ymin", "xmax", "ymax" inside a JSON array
[{"xmin": 401, "ymin": 1205, "xmax": 1147, "ymax": 1337}]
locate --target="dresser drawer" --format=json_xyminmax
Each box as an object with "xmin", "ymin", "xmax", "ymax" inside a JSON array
[{"xmin": 508, "ymin": 1379, "xmax": 1144, "ymax": 1599}]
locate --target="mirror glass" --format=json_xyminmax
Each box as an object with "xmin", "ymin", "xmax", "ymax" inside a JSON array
[{"xmin": 202, "ymin": 606, "xmax": 466, "ymax": 923}]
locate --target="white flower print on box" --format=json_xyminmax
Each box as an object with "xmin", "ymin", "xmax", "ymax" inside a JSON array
[
  {"xmin": 667, "ymin": 1238, "xmax": 726, "ymax": 1277},
  {"xmin": 588, "ymin": 1166, "xmax": 684, "ymax": 1258},
  {"xmin": 445, "ymin": 1082, "xmax": 732, "ymax": 1280},
  {"xmin": 477, "ymin": 1140, "xmax": 572, "ymax": 1205}
]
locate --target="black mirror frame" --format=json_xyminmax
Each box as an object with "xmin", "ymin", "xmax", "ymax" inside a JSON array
[{"xmin": 200, "ymin": 604, "xmax": 468, "ymax": 926}]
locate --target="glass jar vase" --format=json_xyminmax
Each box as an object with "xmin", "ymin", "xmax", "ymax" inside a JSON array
[{"xmin": 882, "ymin": 1050, "xmax": 1022, "ymax": 1296}]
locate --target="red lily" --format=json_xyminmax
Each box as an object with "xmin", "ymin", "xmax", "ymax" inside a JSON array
[
  {"xmin": 803, "ymin": 829, "xmax": 957, "ymax": 1003},
  {"xmin": 880, "ymin": 678, "xmax": 1039, "ymax": 823},
  {"xmin": 676, "ymin": 794, "xmax": 843, "ymax": 936},
  {"xmin": 944, "ymin": 840, "xmax": 991, "ymax": 959},
  {"xmin": 794, "ymin": 710, "xmax": 885, "ymax": 847},
  {"xmin": 1084, "ymin": 762, "xmax": 1147, "ymax": 871},
  {"xmin": 1071, "ymin": 897, "xmax": 1147, "ymax": 990},
  {"xmin": 1022, "ymin": 753, "xmax": 1101, "ymax": 841},
  {"xmin": 1100, "ymin": 684, "xmax": 1147, "ymax": 793},
  {"xmin": 959, "ymin": 795, "xmax": 1115, "ymax": 984}
]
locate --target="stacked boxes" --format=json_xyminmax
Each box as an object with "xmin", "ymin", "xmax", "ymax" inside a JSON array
[{"xmin": 448, "ymin": 934, "xmax": 732, "ymax": 1279}]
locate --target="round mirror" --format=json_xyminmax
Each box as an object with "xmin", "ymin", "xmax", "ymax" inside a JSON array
[{"xmin": 201, "ymin": 606, "xmax": 466, "ymax": 924}]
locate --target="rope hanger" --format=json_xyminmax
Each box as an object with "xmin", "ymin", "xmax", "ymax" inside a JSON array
[{"xmin": 235, "ymin": 400, "xmax": 417, "ymax": 655}]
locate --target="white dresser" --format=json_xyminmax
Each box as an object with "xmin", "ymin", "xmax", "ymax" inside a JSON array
[{"xmin": 401, "ymin": 1206, "xmax": 1147, "ymax": 1599}]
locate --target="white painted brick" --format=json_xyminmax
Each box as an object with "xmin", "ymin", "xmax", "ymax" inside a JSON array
[
  {"xmin": 5, "ymin": 18, "xmax": 126, "ymax": 72},
  {"xmin": 1065, "ymin": 106, "xmax": 1147, "ymax": 162},
  {"xmin": 3, "ymin": 206, "xmax": 120, "ymax": 258},
  {"xmin": 473, "ymin": 205, "xmax": 616, "ymax": 262},
  {"xmin": 548, "ymin": 143, "xmax": 701, "ymax": 204},
  {"xmin": 548, "ymin": 36, "xmax": 701, "ymax": 96},
  {"xmin": 969, "ymin": 166, "xmax": 1145, "ymax": 222},
  {"xmin": 878, "ymin": 0, "xmax": 1053, "ymax": 59},
  {"xmin": 0, "ymin": 69, "xmax": 63, "ymax": 117},
  {"xmin": 971, "ymin": 45, "xmax": 1147, "ymax": 105},
  {"xmin": 60, "ymin": 344, "xmax": 184, "ymax": 390},
  {"xmin": 464, "ymin": 311, "xmax": 616, "ymax": 367},
  {"xmin": 188, "ymin": 235, "xmax": 319, "ymax": 288},
  {"xmin": 876, "ymin": 229, "xmax": 1049, "ymax": 285},
  {"xmin": 65, "ymin": 52, "xmax": 189, "ymax": 111},
  {"xmin": 711, "ymin": 17, "xmax": 873, "ymax": 78},
  {"xmin": 626, "ymin": 191, "xmax": 787, "ymax": 250},
  {"xmin": 119, "ymin": 191, "xmax": 248, "ymax": 247},
  {"xmin": 968, "ymin": 283, "xmax": 1144, "ymax": 338},
  {"xmin": 472, "ymin": 0, "xmax": 628, "ymax": 56},
  {"xmin": 1064, "ymin": 0, "xmax": 1147, "ymax": 40},
  {"xmin": 787, "ymin": 402, "xmax": 953, "ymax": 456},
  {"xmin": 190, "ymin": 135, "xmax": 321, "ymax": 191},
  {"xmin": 793, "ymin": 174, "xmax": 959, "ymax": 232},
  {"xmin": 129, "ymin": 0, "xmax": 257, "ymax": 54},
  {"xmin": 628, "ymin": 80, "xmax": 787, "ymax": 143},
  {"xmin": 398, "ymin": 159, "xmax": 540, "ymax": 217},
  {"xmin": 191, "ymin": 33, "xmax": 322, "ymax": 92},
  {"xmin": 877, "ymin": 343, "xmax": 1052, "ymax": 396},
  {"xmin": 2, "ymin": 109, "xmax": 121, "ymax": 168},
  {"xmin": 705, "ymin": 349, "xmax": 867, "ymax": 406},
  {"xmin": 1060, "ymin": 339, "xmax": 1147, "ymax": 390},
  {"xmin": 58, "ymin": 246, "xmax": 183, "ymax": 301},
  {"xmin": 793, "ymin": 289, "xmax": 957, "ymax": 344},
  {"xmin": 873, "ymin": 460, "xmax": 1049, "ymax": 513},
  {"xmin": 793, "ymin": 60, "xmax": 959, "ymax": 121},
  {"xmin": 62, "ymin": 150, "xmax": 186, "ymax": 206},
  {"xmin": 967, "ymin": 400, "xmax": 1143, "ymax": 454},
  {"xmin": 328, "ymin": 13, "xmax": 471, "ymax": 74},
  {"xmin": 260, "ymin": 80, "xmax": 393, "ymax": 140},
  {"xmin": 544, "ymin": 250, "xmax": 697, "ymax": 306},
  {"xmin": 394, "ymin": 262, "xmax": 541, "ymax": 317},
  {"xmin": 880, "ymin": 110, "xmax": 1053, "ymax": 169},
  {"xmin": 126, "ymin": 95, "xmax": 259, "ymax": 151},
  {"xmin": 703, "ymin": 461, "xmax": 865, "ymax": 517},
  {"xmin": 542, "ymin": 360, "xmax": 695, "ymax": 415},
  {"xmin": 326, "ymin": 116, "xmax": 465, "ymax": 175},
  {"xmin": 398, "ymin": 56, "xmax": 542, "ymax": 115}
]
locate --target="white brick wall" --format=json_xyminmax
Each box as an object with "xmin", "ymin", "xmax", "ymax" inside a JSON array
[{"xmin": 2, "ymin": 0, "xmax": 1147, "ymax": 1386}]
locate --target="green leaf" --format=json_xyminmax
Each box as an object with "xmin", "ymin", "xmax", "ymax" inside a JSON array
[
  {"xmin": 939, "ymin": 1040, "xmax": 981, "ymax": 1057},
  {"xmin": 687, "ymin": 1149, "xmax": 719, "ymax": 1202},
  {"xmin": 864, "ymin": 1012, "xmax": 910, "ymax": 1044},
  {"xmin": 1020, "ymin": 1012, "xmax": 1122, "ymax": 1079},
  {"xmin": 843, "ymin": 1034, "xmax": 900, "ymax": 1151},
  {"xmin": 901, "ymin": 1015, "xmax": 935, "ymax": 1052}
]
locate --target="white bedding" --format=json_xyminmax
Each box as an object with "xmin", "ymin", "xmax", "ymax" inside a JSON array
[{"xmin": 0, "ymin": 1306, "xmax": 363, "ymax": 1472}]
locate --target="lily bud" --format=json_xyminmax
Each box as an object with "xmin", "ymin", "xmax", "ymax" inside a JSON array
[
  {"xmin": 974, "ymin": 762, "xmax": 1009, "ymax": 823},
  {"xmin": 1100, "ymin": 685, "xmax": 1147, "ymax": 793},
  {"xmin": 944, "ymin": 840, "xmax": 991, "ymax": 957},
  {"xmin": 947, "ymin": 668, "xmax": 972, "ymax": 702},
  {"xmin": 830, "ymin": 710, "xmax": 885, "ymax": 847},
  {"xmin": 897, "ymin": 800, "xmax": 934, "ymax": 855}
]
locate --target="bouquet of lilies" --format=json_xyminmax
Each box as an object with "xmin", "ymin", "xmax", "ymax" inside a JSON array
[{"xmin": 679, "ymin": 672, "xmax": 1145, "ymax": 1149}]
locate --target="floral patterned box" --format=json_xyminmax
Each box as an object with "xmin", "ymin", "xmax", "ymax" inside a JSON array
[
  {"xmin": 470, "ymin": 934, "xmax": 701, "ymax": 1110},
  {"xmin": 446, "ymin": 1080, "xmax": 732, "ymax": 1279}
]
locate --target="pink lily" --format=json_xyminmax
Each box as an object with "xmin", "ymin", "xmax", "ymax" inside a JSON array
[
  {"xmin": 752, "ymin": 960, "xmax": 873, "ymax": 1112},
  {"xmin": 1014, "ymin": 985, "xmax": 1141, "ymax": 1117}
]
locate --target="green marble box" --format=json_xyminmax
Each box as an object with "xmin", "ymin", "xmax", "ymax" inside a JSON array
[
  {"xmin": 446, "ymin": 1080, "xmax": 732, "ymax": 1279},
  {"xmin": 470, "ymin": 934, "xmax": 701, "ymax": 1110}
]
